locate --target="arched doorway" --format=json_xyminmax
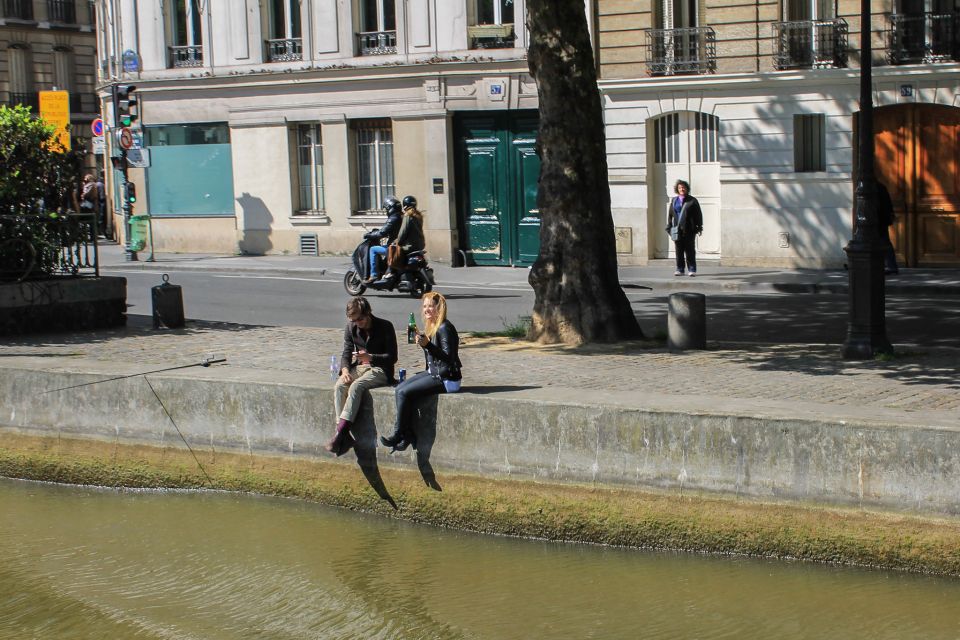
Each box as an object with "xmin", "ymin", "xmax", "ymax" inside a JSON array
[
  {"xmin": 871, "ymin": 104, "xmax": 960, "ymax": 266},
  {"xmin": 649, "ymin": 111, "xmax": 721, "ymax": 260}
]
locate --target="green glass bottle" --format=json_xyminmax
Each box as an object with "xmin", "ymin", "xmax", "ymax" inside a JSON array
[{"xmin": 407, "ymin": 312, "xmax": 417, "ymax": 344}]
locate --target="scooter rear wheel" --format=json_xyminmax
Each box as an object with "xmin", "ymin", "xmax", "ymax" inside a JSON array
[
  {"xmin": 344, "ymin": 270, "xmax": 366, "ymax": 295},
  {"xmin": 409, "ymin": 276, "xmax": 431, "ymax": 298}
]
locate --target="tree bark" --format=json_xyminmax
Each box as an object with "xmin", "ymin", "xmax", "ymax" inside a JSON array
[{"xmin": 526, "ymin": 0, "xmax": 643, "ymax": 344}]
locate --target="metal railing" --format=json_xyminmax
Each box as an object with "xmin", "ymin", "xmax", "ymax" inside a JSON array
[
  {"xmin": 47, "ymin": 0, "xmax": 76, "ymax": 24},
  {"xmin": 7, "ymin": 92, "xmax": 39, "ymax": 111},
  {"xmin": 357, "ymin": 30, "xmax": 397, "ymax": 55},
  {"xmin": 646, "ymin": 26, "xmax": 717, "ymax": 75},
  {"xmin": 169, "ymin": 45, "xmax": 204, "ymax": 68},
  {"xmin": 2, "ymin": 0, "xmax": 33, "ymax": 20},
  {"xmin": 773, "ymin": 18, "xmax": 848, "ymax": 69},
  {"xmin": 266, "ymin": 38, "xmax": 303, "ymax": 62},
  {"xmin": 0, "ymin": 213, "xmax": 99, "ymax": 282},
  {"xmin": 888, "ymin": 12, "xmax": 958, "ymax": 64}
]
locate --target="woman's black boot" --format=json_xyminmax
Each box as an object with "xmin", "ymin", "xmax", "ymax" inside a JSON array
[{"xmin": 380, "ymin": 428, "xmax": 403, "ymax": 449}]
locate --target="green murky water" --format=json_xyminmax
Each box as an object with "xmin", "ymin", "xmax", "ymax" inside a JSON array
[{"xmin": 1, "ymin": 478, "xmax": 958, "ymax": 639}]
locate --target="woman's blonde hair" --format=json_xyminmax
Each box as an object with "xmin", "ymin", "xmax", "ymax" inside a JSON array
[
  {"xmin": 421, "ymin": 291, "xmax": 447, "ymax": 340},
  {"xmin": 404, "ymin": 207, "xmax": 423, "ymax": 221}
]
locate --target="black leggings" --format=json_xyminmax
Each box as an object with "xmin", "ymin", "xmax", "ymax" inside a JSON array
[{"xmin": 393, "ymin": 371, "xmax": 445, "ymax": 437}]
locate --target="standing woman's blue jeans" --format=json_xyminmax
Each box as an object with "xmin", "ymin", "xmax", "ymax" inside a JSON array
[{"xmin": 369, "ymin": 245, "xmax": 387, "ymax": 277}]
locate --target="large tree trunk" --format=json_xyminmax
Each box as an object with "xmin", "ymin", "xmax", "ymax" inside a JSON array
[{"xmin": 526, "ymin": 0, "xmax": 643, "ymax": 345}]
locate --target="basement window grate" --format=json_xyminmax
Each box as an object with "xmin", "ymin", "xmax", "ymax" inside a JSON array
[{"xmin": 299, "ymin": 233, "xmax": 319, "ymax": 256}]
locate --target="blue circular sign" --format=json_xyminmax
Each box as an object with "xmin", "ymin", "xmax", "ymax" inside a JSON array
[{"xmin": 91, "ymin": 118, "xmax": 104, "ymax": 136}]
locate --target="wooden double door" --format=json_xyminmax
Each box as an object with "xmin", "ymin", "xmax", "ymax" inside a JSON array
[
  {"xmin": 455, "ymin": 112, "xmax": 540, "ymax": 266},
  {"xmin": 872, "ymin": 104, "xmax": 960, "ymax": 266}
]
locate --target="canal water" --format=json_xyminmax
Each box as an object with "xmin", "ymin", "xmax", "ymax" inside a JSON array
[{"xmin": 2, "ymin": 478, "xmax": 959, "ymax": 640}]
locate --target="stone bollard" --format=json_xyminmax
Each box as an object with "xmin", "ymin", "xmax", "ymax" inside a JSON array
[{"xmin": 668, "ymin": 292, "xmax": 706, "ymax": 351}]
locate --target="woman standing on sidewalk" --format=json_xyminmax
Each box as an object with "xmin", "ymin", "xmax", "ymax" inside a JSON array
[
  {"xmin": 666, "ymin": 179, "xmax": 703, "ymax": 277},
  {"xmin": 380, "ymin": 292, "xmax": 462, "ymax": 453}
]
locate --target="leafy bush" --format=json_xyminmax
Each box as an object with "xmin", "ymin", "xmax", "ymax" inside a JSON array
[{"xmin": 0, "ymin": 105, "xmax": 89, "ymax": 280}]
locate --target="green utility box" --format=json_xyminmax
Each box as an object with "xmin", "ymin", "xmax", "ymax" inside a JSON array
[{"xmin": 128, "ymin": 215, "xmax": 149, "ymax": 252}]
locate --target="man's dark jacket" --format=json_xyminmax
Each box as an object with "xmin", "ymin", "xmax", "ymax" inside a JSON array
[{"xmin": 340, "ymin": 315, "xmax": 398, "ymax": 381}]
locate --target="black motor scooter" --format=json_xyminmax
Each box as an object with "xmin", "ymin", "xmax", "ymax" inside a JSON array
[{"xmin": 343, "ymin": 235, "xmax": 435, "ymax": 298}]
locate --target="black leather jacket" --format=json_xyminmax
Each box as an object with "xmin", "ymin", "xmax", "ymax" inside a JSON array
[
  {"xmin": 423, "ymin": 320, "xmax": 462, "ymax": 381},
  {"xmin": 367, "ymin": 212, "xmax": 402, "ymax": 243}
]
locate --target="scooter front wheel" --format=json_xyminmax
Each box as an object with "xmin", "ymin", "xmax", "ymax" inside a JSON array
[{"xmin": 344, "ymin": 270, "xmax": 366, "ymax": 295}]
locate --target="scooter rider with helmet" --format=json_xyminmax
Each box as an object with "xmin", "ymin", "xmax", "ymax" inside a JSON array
[
  {"xmin": 365, "ymin": 196, "xmax": 403, "ymax": 284},
  {"xmin": 380, "ymin": 195, "xmax": 426, "ymax": 283}
]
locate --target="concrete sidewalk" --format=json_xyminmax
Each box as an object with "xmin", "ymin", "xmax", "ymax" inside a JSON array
[{"xmin": 95, "ymin": 241, "xmax": 960, "ymax": 296}]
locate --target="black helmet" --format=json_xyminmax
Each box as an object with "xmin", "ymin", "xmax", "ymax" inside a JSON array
[
  {"xmin": 402, "ymin": 195, "xmax": 417, "ymax": 210},
  {"xmin": 382, "ymin": 196, "xmax": 401, "ymax": 215}
]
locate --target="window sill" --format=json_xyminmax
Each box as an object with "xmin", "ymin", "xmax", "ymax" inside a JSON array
[
  {"xmin": 290, "ymin": 212, "xmax": 330, "ymax": 225},
  {"xmin": 349, "ymin": 212, "xmax": 387, "ymax": 225}
]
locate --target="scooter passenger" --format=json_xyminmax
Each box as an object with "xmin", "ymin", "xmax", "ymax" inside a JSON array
[
  {"xmin": 365, "ymin": 196, "xmax": 403, "ymax": 284},
  {"xmin": 381, "ymin": 195, "xmax": 425, "ymax": 282}
]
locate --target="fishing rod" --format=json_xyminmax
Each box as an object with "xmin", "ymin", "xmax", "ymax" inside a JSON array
[
  {"xmin": 43, "ymin": 355, "xmax": 227, "ymax": 394},
  {"xmin": 43, "ymin": 355, "xmax": 227, "ymax": 485}
]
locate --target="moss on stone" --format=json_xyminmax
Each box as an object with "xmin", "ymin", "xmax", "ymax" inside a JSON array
[{"xmin": 2, "ymin": 433, "xmax": 959, "ymax": 576}]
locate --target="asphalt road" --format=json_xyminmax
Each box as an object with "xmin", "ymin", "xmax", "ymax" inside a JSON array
[
  {"xmin": 106, "ymin": 268, "xmax": 960, "ymax": 348},
  {"xmin": 108, "ymin": 269, "xmax": 536, "ymax": 333}
]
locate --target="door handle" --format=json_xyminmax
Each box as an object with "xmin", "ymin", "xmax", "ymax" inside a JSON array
[
  {"xmin": 473, "ymin": 207, "xmax": 488, "ymax": 213},
  {"xmin": 530, "ymin": 209, "xmax": 540, "ymax": 214},
  {"xmin": 931, "ymin": 207, "xmax": 945, "ymax": 211}
]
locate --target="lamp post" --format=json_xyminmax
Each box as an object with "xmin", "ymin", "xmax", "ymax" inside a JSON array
[{"xmin": 842, "ymin": 0, "xmax": 893, "ymax": 359}]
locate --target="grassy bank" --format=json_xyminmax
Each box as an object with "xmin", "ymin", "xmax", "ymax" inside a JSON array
[{"xmin": 2, "ymin": 433, "xmax": 959, "ymax": 576}]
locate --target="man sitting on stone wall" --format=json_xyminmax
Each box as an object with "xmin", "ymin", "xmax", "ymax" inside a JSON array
[{"xmin": 326, "ymin": 296, "xmax": 397, "ymax": 456}]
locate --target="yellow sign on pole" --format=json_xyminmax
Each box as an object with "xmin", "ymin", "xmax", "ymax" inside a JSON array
[{"xmin": 39, "ymin": 90, "xmax": 71, "ymax": 152}]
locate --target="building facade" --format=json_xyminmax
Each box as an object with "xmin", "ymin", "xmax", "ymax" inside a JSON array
[
  {"xmin": 1, "ymin": 0, "xmax": 99, "ymax": 151},
  {"xmin": 96, "ymin": 0, "xmax": 554, "ymax": 267},
  {"xmin": 597, "ymin": 0, "xmax": 960, "ymax": 267}
]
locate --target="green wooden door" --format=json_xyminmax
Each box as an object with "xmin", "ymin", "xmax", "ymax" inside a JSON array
[{"xmin": 457, "ymin": 113, "xmax": 540, "ymax": 266}]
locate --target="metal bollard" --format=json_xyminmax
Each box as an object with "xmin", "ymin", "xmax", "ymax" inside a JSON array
[
  {"xmin": 151, "ymin": 273, "xmax": 185, "ymax": 329},
  {"xmin": 668, "ymin": 292, "xmax": 706, "ymax": 351}
]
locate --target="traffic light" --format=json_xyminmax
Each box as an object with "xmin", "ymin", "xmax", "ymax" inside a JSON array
[
  {"xmin": 124, "ymin": 182, "xmax": 137, "ymax": 205},
  {"xmin": 114, "ymin": 84, "xmax": 138, "ymax": 127}
]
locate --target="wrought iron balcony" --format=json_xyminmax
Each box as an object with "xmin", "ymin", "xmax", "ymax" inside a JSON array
[
  {"xmin": 47, "ymin": 0, "xmax": 76, "ymax": 24},
  {"xmin": 3, "ymin": 0, "xmax": 34, "ymax": 20},
  {"xmin": 888, "ymin": 12, "xmax": 958, "ymax": 64},
  {"xmin": 7, "ymin": 92, "xmax": 39, "ymax": 111},
  {"xmin": 645, "ymin": 26, "xmax": 717, "ymax": 75},
  {"xmin": 169, "ymin": 45, "xmax": 204, "ymax": 68},
  {"xmin": 266, "ymin": 38, "xmax": 303, "ymax": 62},
  {"xmin": 468, "ymin": 23, "xmax": 516, "ymax": 49},
  {"xmin": 773, "ymin": 18, "xmax": 848, "ymax": 69},
  {"xmin": 357, "ymin": 30, "xmax": 397, "ymax": 56}
]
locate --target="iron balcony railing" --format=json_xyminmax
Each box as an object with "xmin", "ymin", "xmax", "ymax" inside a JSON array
[
  {"xmin": 357, "ymin": 30, "xmax": 397, "ymax": 55},
  {"xmin": 646, "ymin": 26, "xmax": 717, "ymax": 75},
  {"xmin": 47, "ymin": 0, "xmax": 76, "ymax": 24},
  {"xmin": 2, "ymin": 0, "xmax": 33, "ymax": 19},
  {"xmin": 7, "ymin": 92, "xmax": 39, "ymax": 111},
  {"xmin": 888, "ymin": 12, "xmax": 958, "ymax": 64},
  {"xmin": 266, "ymin": 38, "xmax": 303, "ymax": 62},
  {"xmin": 169, "ymin": 45, "xmax": 204, "ymax": 68},
  {"xmin": 773, "ymin": 18, "xmax": 848, "ymax": 69},
  {"xmin": 0, "ymin": 213, "xmax": 99, "ymax": 283}
]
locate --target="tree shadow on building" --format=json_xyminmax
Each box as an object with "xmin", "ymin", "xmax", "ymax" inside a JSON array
[{"xmin": 236, "ymin": 192, "xmax": 274, "ymax": 256}]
